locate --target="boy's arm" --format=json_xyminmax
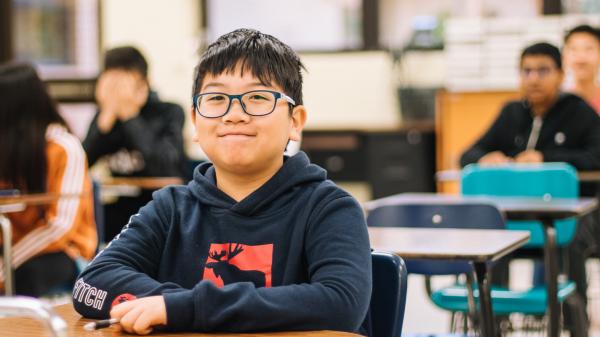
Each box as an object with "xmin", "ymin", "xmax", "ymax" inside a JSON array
[
  {"xmin": 460, "ymin": 105, "xmax": 511, "ymax": 167},
  {"xmin": 541, "ymin": 106, "xmax": 600, "ymax": 170},
  {"xmin": 163, "ymin": 193, "xmax": 372, "ymax": 333},
  {"xmin": 72, "ymin": 196, "xmax": 185, "ymax": 319},
  {"xmin": 82, "ymin": 113, "xmax": 119, "ymax": 166},
  {"xmin": 119, "ymin": 104, "xmax": 186, "ymax": 177}
]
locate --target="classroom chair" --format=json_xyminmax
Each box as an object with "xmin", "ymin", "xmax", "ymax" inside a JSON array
[
  {"xmin": 450, "ymin": 163, "xmax": 587, "ymax": 336},
  {"xmin": 362, "ymin": 251, "xmax": 408, "ymax": 337},
  {"xmin": 367, "ymin": 202, "xmax": 504, "ymax": 335}
]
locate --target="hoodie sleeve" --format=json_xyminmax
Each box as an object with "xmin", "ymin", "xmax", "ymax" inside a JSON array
[
  {"xmin": 460, "ymin": 105, "xmax": 512, "ymax": 167},
  {"xmin": 72, "ymin": 196, "xmax": 185, "ymax": 318},
  {"xmin": 82, "ymin": 113, "xmax": 120, "ymax": 166},
  {"xmin": 162, "ymin": 193, "xmax": 372, "ymax": 333},
  {"xmin": 541, "ymin": 102, "xmax": 600, "ymax": 170}
]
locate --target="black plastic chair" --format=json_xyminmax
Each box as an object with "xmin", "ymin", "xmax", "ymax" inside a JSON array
[{"xmin": 363, "ymin": 251, "xmax": 408, "ymax": 337}]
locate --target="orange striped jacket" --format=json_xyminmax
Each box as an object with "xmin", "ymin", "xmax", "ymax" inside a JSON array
[{"xmin": 0, "ymin": 124, "xmax": 97, "ymax": 282}]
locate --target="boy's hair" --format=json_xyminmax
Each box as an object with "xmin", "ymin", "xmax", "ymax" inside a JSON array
[
  {"xmin": 104, "ymin": 46, "xmax": 148, "ymax": 78},
  {"xmin": 520, "ymin": 42, "xmax": 562, "ymax": 70},
  {"xmin": 564, "ymin": 24, "xmax": 600, "ymax": 45},
  {"xmin": 192, "ymin": 28, "xmax": 305, "ymax": 106}
]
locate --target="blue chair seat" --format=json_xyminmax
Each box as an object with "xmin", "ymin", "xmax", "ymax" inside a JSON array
[{"xmin": 431, "ymin": 281, "xmax": 576, "ymax": 314}]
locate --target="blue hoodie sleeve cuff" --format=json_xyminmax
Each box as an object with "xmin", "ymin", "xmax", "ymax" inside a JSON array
[{"xmin": 163, "ymin": 289, "xmax": 195, "ymax": 331}]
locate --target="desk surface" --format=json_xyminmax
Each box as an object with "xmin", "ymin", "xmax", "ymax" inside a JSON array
[
  {"xmin": 0, "ymin": 193, "xmax": 80, "ymax": 206},
  {"xmin": 0, "ymin": 303, "xmax": 360, "ymax": 337},
  {"xmin": 369, "ymin": 227, "xmax": 530, "ymax": 262},
  {"xmin": 100, "ymin": 177, "xmax": 184, "ymax": 202},
  {"xmin": 0, "ymin": 193, "xmax": 82, "ymax": 214},
  {"xmin": 436, "ymin": 169, "xmax": 600, "ymax": 183},
  {"xmin": 578, "ymin": 170, "xmax": 600, "ymax": 183},
  {"xmin": 102, "ymin": 177, "xmax": 184, "ymax": 190},
  {"xmin": 365, "ymin": 193, "xmax": 598, "ymax": 220}
]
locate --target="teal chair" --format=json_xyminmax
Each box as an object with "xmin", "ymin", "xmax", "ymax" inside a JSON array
[
  {"xmin": 462, "ymin": 163, "xmax": 578, "ymax": 248},
  {"xmin": 432, "ymin": 163, "xmax": 586, "ymax": 336}
]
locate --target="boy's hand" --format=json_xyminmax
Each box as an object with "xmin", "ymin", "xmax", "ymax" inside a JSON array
[
  {"xmin": 110, "ymin": 295, "xmax": 167, "ymax": 335},
  {"xmin": 95, "ymin": 71, "xmax": 119, "ymax": 133},
  {"xmin": 515, "ymin": 150, "xmax": 543, "ymax": 163},
  {"xmin": 478, "ymin": 151, "xmax": 513, "ymax": 166},
  {"xmin": 114, "ymin": 72, "xmax": 148, "ymax": 122}
]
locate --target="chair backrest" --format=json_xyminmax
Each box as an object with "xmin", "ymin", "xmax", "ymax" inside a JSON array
[
  {"xmin": 363, "ymin": 251, "xmax": 408, "ymax": 337},
  {"xmin": 366, "ymin": 202, "xmax": 504, "ymax": 275},
  {"xmin": 461, "ymin": 163, "xmax": 579, "ymax": 247}
]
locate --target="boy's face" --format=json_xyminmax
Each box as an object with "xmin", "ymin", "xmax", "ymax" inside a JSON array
[
  {"xmin": 191, "ymin": 65, "xmax": 306, "ymax": 176},
  {"xmin": 563, "ymin": 32, "xmax": 600, "ymax": 81},
  {"xmin": 519, "ymin": 55, "xmax": 563, "ymax": 106}
]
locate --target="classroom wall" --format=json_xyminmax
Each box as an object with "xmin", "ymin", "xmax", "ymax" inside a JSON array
[
  {"xmin": 100, "ymin": 0, "xmax": 204, "ymax": 158},
  {"xmin": 300, "ymin": 51, "xmax": 401, "ymax": 130}
]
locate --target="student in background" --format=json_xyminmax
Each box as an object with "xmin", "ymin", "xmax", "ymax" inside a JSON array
[
  {"xmin": 460, "ymin": 42, "xmax": 600, "ymax": 169},
  {"xmin": 83, "ymin": 46, "xmax": 186, "ymax": 243},
  {"xmin": 563, "ymin": 24, "xmax": 600, "ymax": 114},
  {"xmin": 73, "ymin": 29, "xmax": 371, "ymax": 335},
  {"xmin": 0, "ymin": 63, "xmax": 97, "ymax": 296},
  {"xmin": 460, "ymin": 42, "xmax": 600, "ymax": 331}
]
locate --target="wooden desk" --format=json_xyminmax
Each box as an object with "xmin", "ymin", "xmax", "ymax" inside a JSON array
[
  {"xmin": 0, "ymin": 303, "xmax": 360, "ymax": 337},
  {"xmin": 366, "ymin": 193, "xmax": 598, "ymax": 337},
  {"xmin": 0, "ymin": 193, "xmax": 81, "ymax": 296},
  {"xmin": 369, "ymin": 227, "xmax": 529, "ymax": 262},
  {"xmin": 369, "ymin": 227, "xmax": 529, "ymax": 337},
  {"xmin": 578, "ymin": 170, "xmax": 600, "ymax": 183},
  {"xmin": 100, "ymin": 177, "xmax": 183, "ymax": 201},
  {"xmin": 437, "ymin": 169, "xmax": 600, "ymax": 184},
  {"xmin": 0, "ymin": 193, "xmax": 81, "ymax": 209},
  {"xmin": 103, "ymin": 177, "xmax": 184, "ymax": 190}
]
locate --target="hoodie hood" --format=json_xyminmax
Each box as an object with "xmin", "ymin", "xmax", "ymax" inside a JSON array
[{"xmin": 188, "ymin": 151, "xmax": 327, "ymax": 216}]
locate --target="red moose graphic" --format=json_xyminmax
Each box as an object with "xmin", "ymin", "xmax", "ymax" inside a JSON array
[{"xmin": 203, "ymin": 243, "xmax": 273, "ymax": 288}]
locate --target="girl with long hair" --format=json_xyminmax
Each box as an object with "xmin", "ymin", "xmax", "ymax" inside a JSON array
[{"xmin": 0, "ymin": 63, "xmax": 96, "ymax": 296}]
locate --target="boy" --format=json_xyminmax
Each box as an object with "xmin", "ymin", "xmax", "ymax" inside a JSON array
[
  {"xmin": 460, "ymin": 42, "xmax": 600, "ymax": 168},
  {"xmin": 73, "ymin": 29, "xmax": 372, "ymax": 335},
  {"xmin": 83, "ymin": 46, "xmax": 187, "ymax": 243}
]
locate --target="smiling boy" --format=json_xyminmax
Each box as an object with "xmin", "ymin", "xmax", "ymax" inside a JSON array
[{"xmin": 73, "ymin": 29, "xmax": 372, "ymax": 335}]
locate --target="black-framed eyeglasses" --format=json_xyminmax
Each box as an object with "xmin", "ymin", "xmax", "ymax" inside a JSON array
[{"xmin": 193, "ymin": 90, "xmax": 296, "ymax": 118}]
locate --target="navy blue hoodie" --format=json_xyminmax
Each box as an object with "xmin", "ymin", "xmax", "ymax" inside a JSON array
[{"xmin": 72, "ymin": 152, "xmax": 372, "ymax": 333}]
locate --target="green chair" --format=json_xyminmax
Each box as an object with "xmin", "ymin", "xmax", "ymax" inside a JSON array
[
  {"xmin": 462, "ymin": 163, "xmax": 578, "ymax": 248},
  {"xmin": 432, "ymin": 163, "xmax": 586, "ymax": 336}
]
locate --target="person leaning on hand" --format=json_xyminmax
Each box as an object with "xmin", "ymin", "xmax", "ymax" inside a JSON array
[{"xmin": 83, "ymin": 46, "xmax": 186, "ymax": 243}]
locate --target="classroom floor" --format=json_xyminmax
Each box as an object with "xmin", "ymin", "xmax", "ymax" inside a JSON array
[{"xmin": 404, "ymin": 259, "xmax": 600, "ymax": 337}]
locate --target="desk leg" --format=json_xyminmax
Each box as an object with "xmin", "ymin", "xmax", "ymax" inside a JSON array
[
  {"xmin": 473, "ymin": 261, "xmax": 495, "ymax": 337},
  {"xmin": 0, "ymin": 214, "xmax": 13, "ymax": 296},
  {"xmin": 542, "ymin": 219, "xmax": 559, "ymax": 337}
]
